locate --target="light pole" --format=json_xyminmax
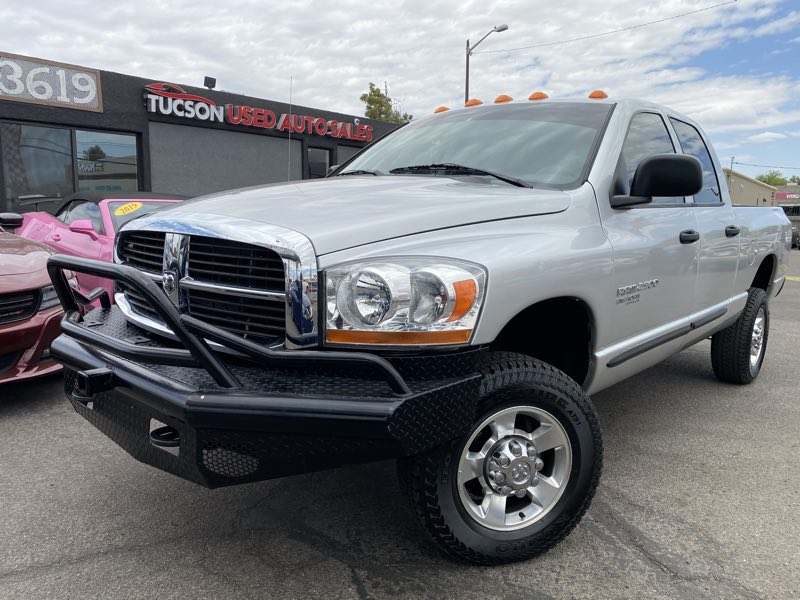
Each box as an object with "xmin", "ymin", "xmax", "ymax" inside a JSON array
[{"xmin": 465, "ymin": 24, "xmax": 508, "ymax": 105}]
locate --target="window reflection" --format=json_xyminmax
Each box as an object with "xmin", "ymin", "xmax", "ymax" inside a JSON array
[
  {"xmin": 76, "ymin": 130, "xmax": 138, "ymax": 193},
  {"xmin": 1, "ymin": 123, "xmax": 74, "ymax": 210}
]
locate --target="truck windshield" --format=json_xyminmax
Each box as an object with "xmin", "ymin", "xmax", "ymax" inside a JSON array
[{"xmin": 339, "ymin": 102, "xmax": 613, "ymax": 189}]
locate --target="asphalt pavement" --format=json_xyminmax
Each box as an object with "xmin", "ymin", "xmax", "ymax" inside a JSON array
[{"xmin": 1, "ymin": 253, "xmax": 799, "ymax": 600}]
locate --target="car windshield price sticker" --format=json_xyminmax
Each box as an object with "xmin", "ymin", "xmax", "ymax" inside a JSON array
[{"xmin": 0, "ymin": 52, "xmax": 102, "ymax": 112}]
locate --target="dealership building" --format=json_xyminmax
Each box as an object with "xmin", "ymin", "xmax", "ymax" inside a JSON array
[{"xmin": 0, "ymin": 52, "xmax": 396, "ymax": 212}]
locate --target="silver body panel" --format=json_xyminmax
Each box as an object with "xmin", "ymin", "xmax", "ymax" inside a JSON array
[{"xmin": 117, "ymin": 98, "xmax": 791, "ymax": 395}]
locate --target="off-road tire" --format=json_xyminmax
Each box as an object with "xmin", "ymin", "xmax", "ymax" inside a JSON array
[
  {"xmin": 398, "ymin": 352, "xmax": 602, "ymax": 565},
  {"xmin": 711, "ymin": 287, "xmax": 769, "ymax": 384}
]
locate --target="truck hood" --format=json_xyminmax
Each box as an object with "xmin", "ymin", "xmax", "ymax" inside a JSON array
[
  {"xmin": 165, "ymin": 176, "xmax": 573, "ymax": 254},
  {"xmin": 0, "ymin": 232, "xmax": 53, "ymax": 276}
]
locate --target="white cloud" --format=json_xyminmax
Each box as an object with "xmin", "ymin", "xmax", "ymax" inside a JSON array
[
  {"xmin": 0, "ymin": 0, "xmax": 797, "ymax": 141},
  {"xmin": 745, "ymin": 131, "xmax": 789, "ymax": 142}
]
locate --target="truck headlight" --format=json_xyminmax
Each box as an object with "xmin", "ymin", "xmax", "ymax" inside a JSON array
[{"xmin": 324, "ymin": 258, "xmax": 486, "ymax": 346}]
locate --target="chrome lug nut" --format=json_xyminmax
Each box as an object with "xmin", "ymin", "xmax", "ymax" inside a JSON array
[
  {"xmin": 534, "ymin": 458, "xmax": 544, "ymax": 471},
  {"xmin": 526, "ymin": 444, "xmax": 536, "ymax": 458},
  {"xmin": 509, "ymin": 441, "xmax": 522, "ymax": 457},
  {"xmin": 494, "ymin": 472, "xmax": 506, "ymax": 484},
  {"xmin": 515, "ymin": 489, "xmax": 527, "ymax": 498},
  {"xmin": 530, "ymin": 477, "xmax": 539, "ymax": 487},
  {"xmin": 499, "ymin": 456, "xmax": 510, "ymax": 467},
  {"xmin": 501, "ymin": 485, "xmax": 513, "ymax": 496}
]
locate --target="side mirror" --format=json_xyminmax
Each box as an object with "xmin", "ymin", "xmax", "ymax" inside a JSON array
[
  {"xmin": 327, "ymin": 164, "xmax": 339, "ymax": 176},
  {"xmin": 68, "ymin": 219, "xmax": 100, "ymax": 240},
  {"xmin": 0, "ymin": 212, "xmax": 23, "ymax": 230},
  {"xmin": 611, "ymin": 154, "xmax": 703, "ymax": 208}
]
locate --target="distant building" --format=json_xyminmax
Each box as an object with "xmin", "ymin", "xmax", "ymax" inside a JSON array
[
  {"xmin": 722, "ymin": 168, "xmax": 776, "ymax": 206},
  {"xmin": 774, "ymin": 183, "xmax": 800, "ymax": 203}
]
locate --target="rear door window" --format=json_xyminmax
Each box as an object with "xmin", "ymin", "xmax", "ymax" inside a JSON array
[{"xmin": 670, "ymin": 119, "xmax": 721, "ymax": 205}]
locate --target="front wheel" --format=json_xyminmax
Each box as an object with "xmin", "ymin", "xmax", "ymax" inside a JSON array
[{"xmin": 398, "ymin": 353, "xmax": 602, "ymax": 564}]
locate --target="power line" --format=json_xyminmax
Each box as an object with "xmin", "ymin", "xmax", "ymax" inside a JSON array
[
  {"xmin": 474, "ymin": 0, "xmax": 738, "ymax": 54},
  {"xmin": 734, "ymin": 161, "xmax": 800, "ymax": 171}
]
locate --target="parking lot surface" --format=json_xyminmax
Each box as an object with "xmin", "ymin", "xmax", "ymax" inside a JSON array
[{"xmin": 1, "ymin": 254, "xmax": 799, "ymax": 600}]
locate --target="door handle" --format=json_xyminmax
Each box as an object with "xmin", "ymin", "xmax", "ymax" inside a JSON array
[
  {"xmin": 679, "ymin": 230, "xmax": 700, "ymax": 244},
  {"xmin": 51, "ymin": 234, "xmax": 61, "ymax": 242},
  {"xmin": 725, "ymin": 225, "xmax": 741, "ymax": 237}
]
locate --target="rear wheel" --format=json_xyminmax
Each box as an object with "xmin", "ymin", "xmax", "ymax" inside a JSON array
[
  {"xmin": 711, "ymin": 287, "xmax": 769, "ymax": 384},
  {"xmin": 398, "ymin": 353, "xmax": 602, "ymax": 564}
]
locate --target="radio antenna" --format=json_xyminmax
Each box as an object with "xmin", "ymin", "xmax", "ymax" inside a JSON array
[{"xmin": 287, "ymin": 75, "xmax": 293, "ymax": 181}]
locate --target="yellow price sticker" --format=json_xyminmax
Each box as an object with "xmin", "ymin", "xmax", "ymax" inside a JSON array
[{"xmin": 114, "ymin": 201, "xmax": 143, "ymax": 216}]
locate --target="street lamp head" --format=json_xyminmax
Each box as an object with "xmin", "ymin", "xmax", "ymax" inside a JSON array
[{"xmin": 493, "ymin": 24, "xmax": 509, "ymax": 32}]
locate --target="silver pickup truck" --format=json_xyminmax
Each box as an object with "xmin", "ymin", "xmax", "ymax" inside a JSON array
[{"xmin": 48, "ymin": 96, "xmax": 791, "ymax": 565}]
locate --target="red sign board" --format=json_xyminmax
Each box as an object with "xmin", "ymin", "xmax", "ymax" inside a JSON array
[{"xmin": 144, "ymin": 82, "xmax": 373, "ymax": 142}]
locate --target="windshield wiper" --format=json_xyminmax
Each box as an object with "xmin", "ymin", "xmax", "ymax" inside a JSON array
[
  {"xmin": 389, "ymin": 163, "xmax": 532, "ymax": 188},
  {"xmin": 334, "ymin": 169, "xmax": 383, "ymax": 176}
]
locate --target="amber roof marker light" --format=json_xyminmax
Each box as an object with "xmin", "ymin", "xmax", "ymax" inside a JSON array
[
  {"xmin": 465, "ymin": 24, "xmax": 509, "ymax": 105},
  {"xmin": 434, "ymin": 106, "xmax": 450, "ymax": 113},
  {"xmin": 529, "ymin": 91, "xmax": 549, "ymax": 101},
  {"xmin": 465, "ymin": 98, "xmax": 484, "ymax": 107},
  {"xmin": 494, "ymin": 94, "xmax": 513, "ymax": 103},
  {"xmin": 588, "ymin": 90, "xmax": 608, "ymax": 99}
]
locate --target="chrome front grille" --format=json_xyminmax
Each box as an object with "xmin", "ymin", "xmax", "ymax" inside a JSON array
[
  {"xmin": 185, "ymin": 287, "xmax": 285, "ymax": 344},
  {"xmin": 0, "ymin": 290, "xmax": 39, "ymax": 324},
  {"xmin": 119, "ymin": 231, "xmax": 166, "ymax": 273},
  {"xmin": 187, "ymin": 236, "xmax": 284, "ymax": 291},
  {"xmin": 117, "ymin": 230, "xmax": 288, "ymax": 346},
  {"xmin": 116, "ymin": 281, "xmax": 162, "ymax": 322}
]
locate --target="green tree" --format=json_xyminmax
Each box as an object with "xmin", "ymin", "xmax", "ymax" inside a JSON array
[
  {"xmin": 789, "ymin": 175, "xmax": 800, "ymax": 184},
  {"xmin": 82, "ymin": 145, "xmax": 107, "ymax": 161},
  {"xmin": 755, "ymin": 169, "xmax": 787, "ymax": 187},
  {"xmin": 360, "ymin": 82, "xmax": 412, "ymax": 124}
]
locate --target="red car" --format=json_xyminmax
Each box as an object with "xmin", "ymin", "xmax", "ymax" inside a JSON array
[
  {"xmin": 0, "ymin": 213, "xmax": 66, "ymax": 384},
  {"xmin": 17, "ymin": 192, "xmax": 185, "ymax": 302}
]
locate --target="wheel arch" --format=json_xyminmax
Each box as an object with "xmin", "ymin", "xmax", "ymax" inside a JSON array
[
  {"xmin": 488, "ymin": 296, "xmax": 595, "ymax": 387},
  {"xmin": 750, "ymin": 253, "xmax": 776, "ymax": 292}
]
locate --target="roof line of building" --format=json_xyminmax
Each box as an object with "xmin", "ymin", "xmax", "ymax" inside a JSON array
[{"xmin": 722, "ymin": 168, "xmax": 777, "ymax": 192}]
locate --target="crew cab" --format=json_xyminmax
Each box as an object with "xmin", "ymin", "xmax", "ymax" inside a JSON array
[{"xmin": 47, "ymin": 95, "xmax": 791, "ymax": 565}]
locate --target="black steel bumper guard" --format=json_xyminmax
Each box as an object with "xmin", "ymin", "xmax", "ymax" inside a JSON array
[{"xmin": 48, "ymin": 255, "xmax": 483, "ymax": 488}]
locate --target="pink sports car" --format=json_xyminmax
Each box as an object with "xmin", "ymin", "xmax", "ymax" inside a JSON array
[{"xmin": 17, "ymin": 192, "xmax": 186, "ymax": 302}]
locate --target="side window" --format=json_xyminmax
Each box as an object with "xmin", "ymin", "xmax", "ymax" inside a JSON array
[
  {"xmin": 62, "ymin": 201, "xmax": 104, "ymax": 234},
  {"xmin": 670, "ymin": 119, "xmax": 721, "ymax": 205},
  {"xmin": 620, "ymin": 113, "xmax": 681, "ymax": 205}
]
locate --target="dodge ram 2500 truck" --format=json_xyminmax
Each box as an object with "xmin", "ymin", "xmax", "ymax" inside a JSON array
[{"xmin": 48, "ymin": 96, "xmax": 791, "ymax": 565}]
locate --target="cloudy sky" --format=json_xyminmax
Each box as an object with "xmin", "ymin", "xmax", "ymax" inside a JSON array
[{"xmin": 2, "ymin": 0, "xmax": 798, "ymax": 179}]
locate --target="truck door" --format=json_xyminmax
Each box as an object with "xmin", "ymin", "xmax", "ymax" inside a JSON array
[
  {"xmin": 601, "ymin": 112, "xmax": 699, "ymax": 340},
  {"xmin": 669, "ymin": 118, "xmax": 739, "ymax": 310}
]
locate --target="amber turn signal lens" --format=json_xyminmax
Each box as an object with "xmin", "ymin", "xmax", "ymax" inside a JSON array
[
  {"xmin": 434, "ymin": 106, "xmax": 450, "ymax": 113},
  {"xmin": 588, "ymin": 90, "xmax": 608, "ymax": 99},
  {"xmin": 529, "ymin": 91, "xmax": 549, "ymax": 101},
  {"xmin": 447, "ymin": 279, "xmax": 478, "ymax": 322},
  {"xmin": 465, "ymin": 98, "xmax": 484, "ymax": 107},
  {"xmin": 326, "ymin": 329, "xmax": 472, "ymax": 346},
  {"xmin": 494, "ymin": 94, "xmax": 513, "ymax": 103}
]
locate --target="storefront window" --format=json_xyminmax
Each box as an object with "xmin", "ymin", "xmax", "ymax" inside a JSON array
[
  {"xmin": 76, "ymin": 130, "xmax": 138, "ymax": 193},
  {"xmin": 1, "ymin": 123, "xmax": 74, "ymax": 209},
  {"xmin": 308, "ymin": 147, "xmax": 330, "ymax": 179}
]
